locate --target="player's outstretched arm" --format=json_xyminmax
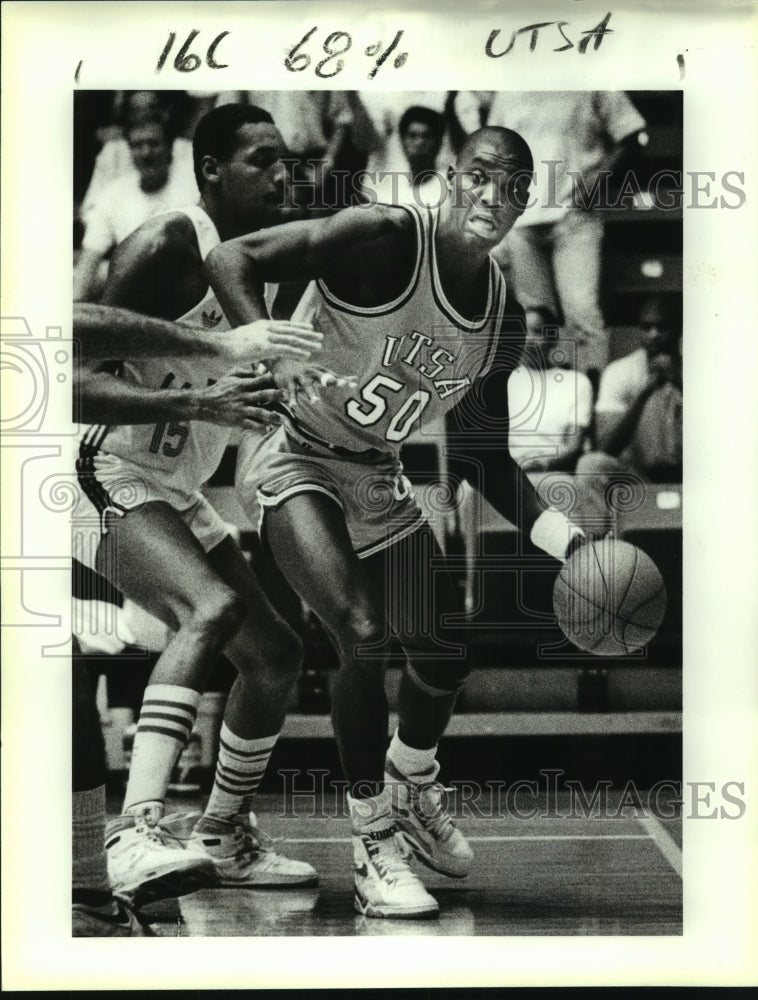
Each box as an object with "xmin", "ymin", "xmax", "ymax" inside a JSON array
[
  {"xmin": 77, "ymin": 368, "xmax": 283, "ymax": 429},
  {"xmin": 75, "ymin": 299, "xmax": 287, "ymax": 427},
  {"xmin": 99, "ymin": 216, "xmax": 324, "ymax": 366},
  {"xmin": 74, "ymin": 302, "xmax": 323, "ymax": 368},
  {"xmin": 74, "ymin": 303, "xmax": 218, "ymax": 361},
  {"xmin": 203, "ymin": 205, "xmax": 409, "ymax": 327}
]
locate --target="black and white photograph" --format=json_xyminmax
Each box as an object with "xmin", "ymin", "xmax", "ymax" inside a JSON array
[{"xmin": 2, "ymin": 1, "xmax": 757, "ymax": 990}]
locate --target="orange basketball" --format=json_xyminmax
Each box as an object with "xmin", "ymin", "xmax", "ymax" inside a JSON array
[{"xmin": 553, "ymin": 538, "xmax": 667, "ymax": 655}]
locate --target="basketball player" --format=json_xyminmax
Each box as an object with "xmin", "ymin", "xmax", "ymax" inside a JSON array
[
  {"xmin": 72, "ymin": 303, "xmax": 314, "ymax": 935},
  {"xmin": 204, "ymin": 127, "xmax": 588, "ymax": 918},
  {"xmin": 77, "ymin": 104, "xmax": 334, "ymax": 908}
]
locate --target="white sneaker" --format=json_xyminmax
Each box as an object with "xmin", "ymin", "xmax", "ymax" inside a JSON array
[
  {"xmin": 350, "ymin": 797, "xmax": 439, "ymax": 920},
  {"xmin": 385, "ymin": 758, "xmax": 473, "ymax": 878},
  {"xmin": 189, "ymin": 812, "xmax": 318, "ymax": 888},
  {"xmin": 105, "ymin": 813, "xmax": 217, "ymax": 907},
  {"xmin": 72, "ymin": 894, "xmax": 154, "ymax": 937}
]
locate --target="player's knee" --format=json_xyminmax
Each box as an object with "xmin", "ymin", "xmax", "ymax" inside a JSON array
[
  {"xmin": 335, "ymin": 604, "xmax": 386, "ymax": 653},
  {"xmin": 187, "ymin": 585, "xmax": 247, "ymax": 645},
  {"xmin": 260, "ymin": 620, "xmax": 304, "ymax": 679},
  {"xmin": 408, "ymin": 656, "xmax": 470, "ymax": 696}
]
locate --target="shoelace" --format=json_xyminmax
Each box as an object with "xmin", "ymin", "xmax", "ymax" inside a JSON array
[
  {"xmin": 366, "ymin": 832, "xmax": 417, "ymax": 886},
  {"xmin": 157, "ymin": 810, "xmax": 285, "ymax": 857},
  {"xmin": 230, "ymin": 820, "xmax": 285, "ymax": 863},
  {"xmin": 249, "ymin": 825, "xmax": 285, "ymax": 853},
  {"xmin": 411, "ymin": 784, "xmax": 458, "ymax": 839},
  {"xmin": 146, "ymin": 818, "xmax": 193, "ymax": 850}
]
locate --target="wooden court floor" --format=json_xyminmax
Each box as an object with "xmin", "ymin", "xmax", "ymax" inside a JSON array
[{"xmin": 127, "ymin": 791, "xmax": 682, "ymax": 937}]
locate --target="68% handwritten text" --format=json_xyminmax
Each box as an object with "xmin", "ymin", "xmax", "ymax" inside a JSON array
[{"xmin": 285, "ymin": 27, "xmax": 408, "ymax": 79}]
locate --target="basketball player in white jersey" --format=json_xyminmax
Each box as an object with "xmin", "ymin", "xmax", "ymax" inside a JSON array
[
  {"xmin": 72, "ymin": 303, "xmax": 312, "ymax": 935},
  {"xmin": 77, "ymin": 104, "xmax": 330, "ymax": 906},
  {"xmin": 204, "ymin": 127, "xmax": 589, "ymax": 918}
]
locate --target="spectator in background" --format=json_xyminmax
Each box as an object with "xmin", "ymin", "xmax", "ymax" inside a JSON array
[
  {"xmin": 508, "ymin": 330, "xmax": 593, "ymax": 473},
  {"xmin": 74, "ymin": 115, "xmax": 199, "ymax": 301},
  {"xmin": 368, "ymin": 106, "xmax": 445, "ymax": 206},
  {"xmin": 358, "ymin": 91, "xmax": 454, "ymax": 189},
  {"xmin": 577, "ymin": 294, "xmax": 683, "ymax": 485},
  {"xmin": 79, "ymin": 91, "xmax": 196, "ymax": 225},
  {"xmin": 455, "ymin": 91, "xmax": 646, "ymax": 381}
]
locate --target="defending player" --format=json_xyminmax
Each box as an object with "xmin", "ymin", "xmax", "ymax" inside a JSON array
[
  {"xmin": 204, "ymin": 127, "xmax": 588, "ymax": 918},
  {"xmin": 77, "ymin": 104, "xmax": 332, "ymax": 906},
  {"xmin": 72, "ymin": 303, "xmax": 315, "ymax": 935}
]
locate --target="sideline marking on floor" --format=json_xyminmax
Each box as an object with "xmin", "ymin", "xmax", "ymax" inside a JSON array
[{"xmin": 637, "ymin": 811, "xmax": 683, "ymax": 877}]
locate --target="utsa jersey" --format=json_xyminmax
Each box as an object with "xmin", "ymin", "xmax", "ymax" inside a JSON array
[
  {"xmin": 284, "ymin": 205, "xmax": 508, "ymax": 455},
  {"xmin": 79, "ymin": 205, "xmax": 275, "ymax": 496}
]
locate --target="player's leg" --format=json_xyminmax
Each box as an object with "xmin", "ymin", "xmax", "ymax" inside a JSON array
[
  {"xmin": 72, "ymin": 652, "xmax": 151, "ymax": 936},
  {"xmin": 265, "ymin": 493, "xmax": 390, "ymax": 793},
  {"xmin": 95, "ymin": 501, "xmax": 246, "ymax": 903},
  {"xmin": 365, "ymin": 526, "xmax": 474, "ymax": 879},
  {"xmin": 187, "ymin": 536, "xmax": 317, "ymax": 888},
  {"xmin": 263, "ymin": 492, "xmax": 438, "ymax": 918}
]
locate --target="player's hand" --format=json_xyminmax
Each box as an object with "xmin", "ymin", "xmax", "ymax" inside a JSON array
[
  {"xmin": 194, "ymin": 370, "xmax": 284, "ymax": 429},
  {"xmin": 270, "ymin": 358, "xmax": 358, "ymax": 407},
  {"xmin": 564, "ymin": 523, "xmax": 615, "ymax": 562},
  {"xmin": 223, "ymin": 320, "xmax": 323, "ymax": 367}
]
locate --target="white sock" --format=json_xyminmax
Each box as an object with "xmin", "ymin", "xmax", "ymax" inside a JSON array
[
  {"xmin": 348, "ymin": 787, "xmax": 393, "ymax": 831},
  {"xmin": 73, "ymin": 785, "xmax": 110, "ymax": 895},
  {"xmin": 123, "ymin": 684, "xmax": 200, "ymax": 818},
  {"xmin": 387, "ymin": 730, "xmax": 438, "ymax": 779},
  {"xmin": 204, "ymin": 725, "xmax": 278, "ymax": 821}
]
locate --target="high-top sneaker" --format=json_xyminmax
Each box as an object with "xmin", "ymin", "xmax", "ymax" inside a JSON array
[
  {"xmin": 190, "ymin": 811, "xmax": 318, "ymax": 888},
  {"xmin": 105, "ymin": 812, "xmax": 217, "ymax": 906},
  {"xmin": 385, "ymin": 758, "xmax": 473, "ymax": 878},
  {"xmin": 349, "ymin": 793, "xmax": 439, "ymax": 919}
]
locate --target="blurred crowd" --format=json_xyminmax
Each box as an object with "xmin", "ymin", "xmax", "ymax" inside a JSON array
[{"xmin": 73, "ymin": 89, "xmax": 682, "ymax": 486}]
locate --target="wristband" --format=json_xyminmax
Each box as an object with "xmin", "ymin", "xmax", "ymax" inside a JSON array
[{"xmin": 530, "ymin": 508, "xmax": 585, "ymax": 562}]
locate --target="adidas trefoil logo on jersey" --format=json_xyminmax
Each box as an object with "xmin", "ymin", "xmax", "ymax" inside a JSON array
[{"xmin": 202, "ymin": 309, "xmax": 223, "ymax": 328}]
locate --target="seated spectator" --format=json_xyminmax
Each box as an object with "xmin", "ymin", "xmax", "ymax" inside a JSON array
[
  {"xmin": 508, "ymin": 331, "xmax": 593, "ymax": 472},
  {"xmin": 367, "ymin": 106, "xmax": 446, "ymax": 206},
  {"xmin": 577, "ymin": 295, "xmax": 683, "ymax": 484},
  {"xmin": 74, "ymin": 115, "xmax": 199, "ymax": 301}
]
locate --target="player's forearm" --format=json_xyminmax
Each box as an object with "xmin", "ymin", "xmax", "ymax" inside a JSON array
[
  {"xmin": 485, "ymin": 452, "xmax": 545, "ymax": 535},
  {"xmin": 76, "ymin": 370, "xmax": 202, "ymax": 425},
  {"xmin": 484, "ymin": 453, "xmax": 584, "ymax": 560},
  {"xmin": 74, "ymin": 303, "xmax": 225, "ymax": 363},
  {"xmin": 203, "ymin": 243, "xmax": 270, "ymax": 327}
]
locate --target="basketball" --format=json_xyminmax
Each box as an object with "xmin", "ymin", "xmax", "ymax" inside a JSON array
[{"xmin": 553, "ymin": 538, "xmax": 667, "ymax": 655}]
